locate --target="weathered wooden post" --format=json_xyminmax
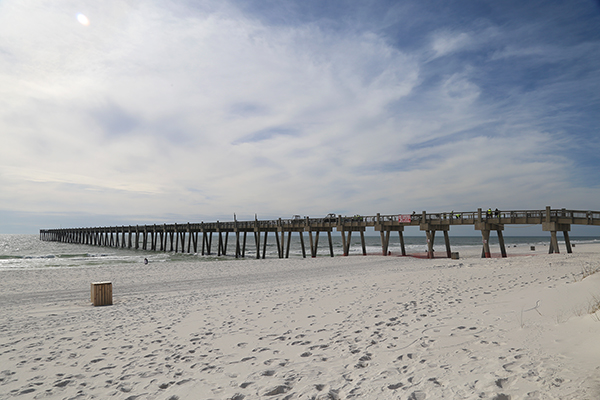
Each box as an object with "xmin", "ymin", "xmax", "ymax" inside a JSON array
[{"xmin": 91, "ymin": 282, "xmax": 112, "ymax": 306}]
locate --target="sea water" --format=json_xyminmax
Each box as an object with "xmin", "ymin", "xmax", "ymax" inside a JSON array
[{"xmin": 1, "ymin": 234, "xmax": 599, "ymax": 271}]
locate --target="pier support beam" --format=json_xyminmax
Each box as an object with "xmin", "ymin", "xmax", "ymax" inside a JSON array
[
  {"xmin": 299, "ymin": 232, "xmax": 306, "ymax": 258},
  {"xmin": 380, "ymin": 230, "xmax": 390, "ymax": 256},
  {"xmin": 253, "ymin": 230, "xmax": 261, "ymax": 259},
  {"xmin": 217, "ymin": 231, "xmax": 229, "ymax": 256},
  {"xmin": 281, "ymin": 230, "xmax": 306, "ymax": 258},
  {"xmin": 374, "ymin": 213, "xmax": 405, "ymax": 256},
  {"xmin": 203, "ymin": 231, "xmax": 213, "ymax": 255},
  {"xmin": 474, "ymin": 222, "xmax": 506, "ymax": 258},
  {"xmin": 306, "ymin": 227, "xmax": 333, "ymax": 258},
  {"xmin": 263, "ymin": 231, "xmax": 269, "ymax": 259},
  {"xmin": 542, "ymin": 222, "xmax": 572, "ymax": 254},
  {"xmin": 308, "ymin": 231, "xmax": 319, "ymax": 258},
  {"xmin": 338, "ymin": 227, "xmax": 366, "ymax": 256},
  {"xmin": 341, "ymin": 230, "xmax": 352, "ymax": 256},
  {"xmin": 420, "ymin": 223, "xmax": 450, "ymax": 259},
  {"xmin": 242, "ymin": 231, "xmax": 247, "ymax": 257},
  {"xmin": 309, "ymin": 230, "xmax": 332, "ymax": 257}
]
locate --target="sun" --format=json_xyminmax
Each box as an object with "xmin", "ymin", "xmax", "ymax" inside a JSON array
[{"xmin": 76, "ymin": 13, "xmax": 90, "ymax": 26}]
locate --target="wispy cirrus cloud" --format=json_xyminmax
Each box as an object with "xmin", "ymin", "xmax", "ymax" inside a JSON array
[{"xmin": 0, "ymin": 0, "xmax": 599, "ymax": 232}]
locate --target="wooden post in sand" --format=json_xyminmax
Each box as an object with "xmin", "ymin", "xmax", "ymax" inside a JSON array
[{"xmin": 91, "ymin": 282, "xmax": 112, "ymax": 306}]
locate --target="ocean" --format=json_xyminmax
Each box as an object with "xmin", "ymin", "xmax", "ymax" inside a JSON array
[{"xmin": 1, "ymin": 234, "xmax": 599, "ymax": 271}]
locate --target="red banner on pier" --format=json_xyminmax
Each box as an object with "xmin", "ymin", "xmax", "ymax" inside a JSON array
[{"xmin": 398, "ymin": 214, "xmax": 411, "ymax": 223}]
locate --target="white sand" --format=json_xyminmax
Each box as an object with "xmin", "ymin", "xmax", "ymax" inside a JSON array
[{"xmin": 1, "ymin": 244, "xmax": 600, "ymax": 399}]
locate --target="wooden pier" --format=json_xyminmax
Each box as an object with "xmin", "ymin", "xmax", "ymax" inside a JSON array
[{"xmin": 40, "ymin": 207, "xmax": 600, "ymax": 259}]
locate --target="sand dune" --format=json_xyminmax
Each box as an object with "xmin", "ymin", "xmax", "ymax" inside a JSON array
[{"xmin": 1, "ymin": 244, "xmax": 600, "ymax": 399}]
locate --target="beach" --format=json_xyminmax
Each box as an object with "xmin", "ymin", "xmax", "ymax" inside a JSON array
[{"xmin": 1, "ymin": 244, "xmax": 600, "ymax": 399}]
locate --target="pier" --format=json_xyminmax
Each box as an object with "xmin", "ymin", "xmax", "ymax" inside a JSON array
[{"xmin": 40, "ymin": 207, "xmax": 600, "ymax": 259}]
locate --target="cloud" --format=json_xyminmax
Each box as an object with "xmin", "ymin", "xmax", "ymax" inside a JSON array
[
  {"xmin": 431, "ymin": 31, "xmax": 475, "ymax": 58},
  {"xmin": 0, "ymin": 0, "xmax": 599, "ymax": 232}
]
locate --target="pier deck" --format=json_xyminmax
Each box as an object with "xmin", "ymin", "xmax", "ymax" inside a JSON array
[{"xmin": 40, "ymin": 207, "xmax": 600, "ymax": 259}]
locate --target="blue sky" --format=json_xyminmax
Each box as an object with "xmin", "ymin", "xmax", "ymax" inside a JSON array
[{"xmin": 1, "ymin": 0, "xmax": 599, "ymax": 234}]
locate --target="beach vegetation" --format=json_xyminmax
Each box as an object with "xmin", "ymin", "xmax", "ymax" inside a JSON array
[
  {"xmin": 575, "ymin": 295, "xmax": 600, "ymax": 321},
  {"xmin": 580, "ymin": 263, "xmax": 600, "ymax": 280},
  {"xmin": 589, "ymin": 295, "xmax": 600, "ymax": 322}
]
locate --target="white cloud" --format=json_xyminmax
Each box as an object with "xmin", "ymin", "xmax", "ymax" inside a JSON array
[
  {"xmin": 0, "ymin": 1, "xmax": 420, "ymax": 216},
  {"xmin": 0, "ymin": 0, "xmax": 598, "ymax": 231},
  {"xmin": 431, "ymin": 31, "xmax": 474, "ymax": 58}
]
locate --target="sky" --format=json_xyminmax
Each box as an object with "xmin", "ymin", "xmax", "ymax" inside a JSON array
[{"xmin": 1, "ymin": 0, "xmax": 600, "ymax": 234}]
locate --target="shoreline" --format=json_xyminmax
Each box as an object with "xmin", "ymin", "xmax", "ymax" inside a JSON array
[{"xmin": 1, "ymin": 244, "xmax": 600, "ymax": 399}]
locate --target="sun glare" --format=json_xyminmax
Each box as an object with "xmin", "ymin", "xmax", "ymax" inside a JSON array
[{"xmin": 77, "ymin": 13, "xmax": 90, "ymax": 26}]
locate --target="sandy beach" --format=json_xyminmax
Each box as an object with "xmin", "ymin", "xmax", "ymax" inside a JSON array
[{"xmin": 1, "ymin": 244, "xmax": 600, "ymax": 399}]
